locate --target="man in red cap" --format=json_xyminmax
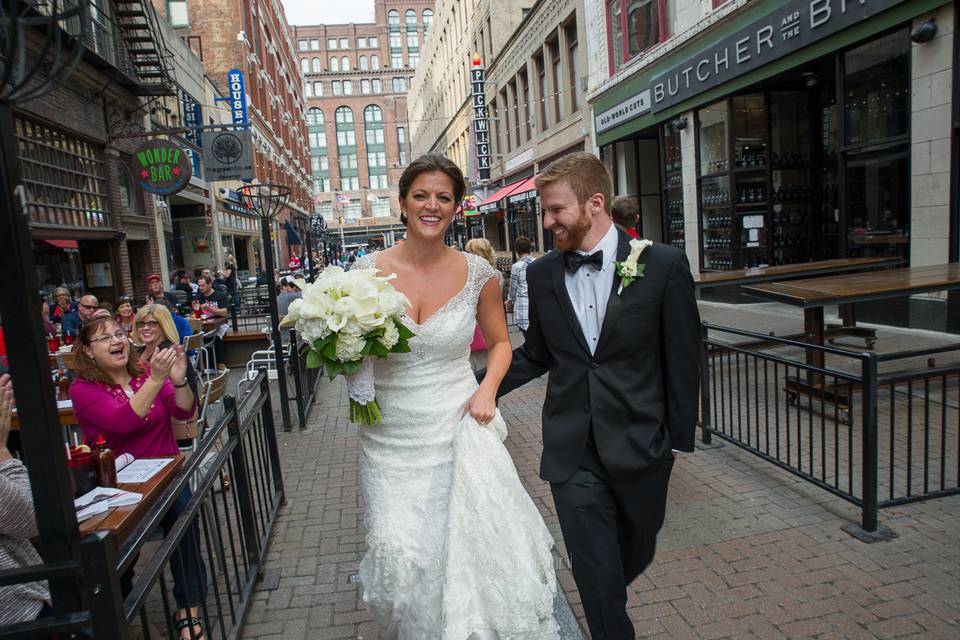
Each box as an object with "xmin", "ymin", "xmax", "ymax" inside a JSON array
[{"xmin": 145, "ymin": 274, "xmax": 181, "ymax": 310}]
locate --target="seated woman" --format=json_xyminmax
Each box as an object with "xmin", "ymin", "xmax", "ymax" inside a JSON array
[
  {"xmin": 116, "ymin": 296, "xmax": 136, "ymax": 336},
  {"xmin": 134, "ymin": 304, "xmax": 199, "ymax": 401},
  {"xmin": 69, "ymin": 316, "xmax": 207, "ymax": 639},
  {"xmin": 0, "ymin": 374, "xmax": 51, "ymax": 624}
]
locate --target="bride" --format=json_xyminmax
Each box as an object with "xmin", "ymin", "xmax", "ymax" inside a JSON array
[{"xmin": 352, "ymin": 154, "xmax": 559, "ymax": 639}]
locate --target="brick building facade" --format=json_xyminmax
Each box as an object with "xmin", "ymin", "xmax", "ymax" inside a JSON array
[
  {"xmin": 155, "ymin": 0, "xmax": 313, "ymax": 268},
  {"xmin": 293, "ymin": 0, "xmax": 433, "ymax": 250}
]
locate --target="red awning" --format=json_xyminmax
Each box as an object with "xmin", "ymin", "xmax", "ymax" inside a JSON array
[
  {"xmin": 477, "ymin": 178, "xmax": 527, "ymax": 210},
  {"xmin": 44, "ymin": 239, "xmax": 79, "ymax": 250},
  {"xmin": 508, "ymin": 175, "xmax": 538, "ymax": 200}
]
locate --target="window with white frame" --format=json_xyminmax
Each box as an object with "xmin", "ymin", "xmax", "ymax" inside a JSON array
[
  {"xmin": 371, "ymin": 55, "xmax": 380, "ymax": 70},
  {"xmin": 327, "ymin": 38, "xmax": 337, "ymax": 49},
  {"xmin": 606, "ymin": 0, "xmax": 667, "ymax": 74},
  {"xmin": 359, "ymin": 55, "xmax": 368, "ymax": 70},
  {"xmin": 343, "ymin": 80, "xmax": 353, "ymax": 95},
  {"xmin": 310, "ymin": 39, "xmax": 320, "ymax": 50},
  {"xmin": 339, "ymin": 37, "xmax": 348, "ymax": 48},
  {"xmin": 358, "ymin": 37, "xmax": 367, "ymax": 48},
  {"xmin": 332, "ymin": 80, "xmax": 342, "ymax": 95},
  {"xmin": 330, "ymin": 57, "xmax": 339, "ymax": 72},
  {"xmin": 298, "ymin": 39, "xmax": 308, "ymax": 51},
  {"xmin": 312, "ymin": 57, "xmax": 321, "ymax": 73},
  {"xmin": 361, "ymin": 79, "xmax": 371, "ymax": 94},
  {"xmin": 300, "ymin": 58, "xmax": 309, "ymax": 73},
  {"xmin": 369, "ymin": 36, "xmax": 378, "ymax": 48},
  {"xmin": 314, "ymin": 81, "xmax": 323, "ymax": 96},
  {"xmin": 392, "ymin": 77, "xmax": 406, "ymax": 92},
  {"xmin": 372, "ymin": 78, "xmax": 382, "ymax": 93},
  {"xmin": 391, "ymin": 54, "xmax": 402, "ymax": 68},
  {"xmin": 341, "ymin": 56, "xmax": 349, "ymax": 71}
]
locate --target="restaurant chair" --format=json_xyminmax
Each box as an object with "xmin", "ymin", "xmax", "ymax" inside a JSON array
[
  {"xmin": 187, "ymin": 317, "xmax": 202, "ymax": 333},
  {"xmin": 182, "ymin": 332, "xmax": 206, "ymax": 381},
  {"xmin": 58, "ymin": 350, "xmax": 78, "ymax": 371},
  {"xmin": 199, "ymin": 370, "xmax": 229, "ymax": 436}
]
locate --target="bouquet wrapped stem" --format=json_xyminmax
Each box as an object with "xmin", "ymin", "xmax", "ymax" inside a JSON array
[{"xmin": 281, "ymin": 266, "xmax": 414, "ymax": 425}]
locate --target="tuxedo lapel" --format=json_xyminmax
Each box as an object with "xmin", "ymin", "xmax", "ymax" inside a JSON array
[
  {"xmin": 594, "ymin": 231, "xmax": 632, "ymax": 357},
  {"xmin": 550, "ymin": 254, "xmax": 591, "ymax": 354}
]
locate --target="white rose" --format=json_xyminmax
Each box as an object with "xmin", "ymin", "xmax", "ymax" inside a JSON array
[
  {"xmin": 378, "ymin": 321, "xmax": 400, "ymax": 350},
  {"xmin": 334, "ymin": 333, "xmax": 366, "ymax": 362},
  {"xmin": 620, "ymin": 262, "xmax": 638, "ymax": 278}
]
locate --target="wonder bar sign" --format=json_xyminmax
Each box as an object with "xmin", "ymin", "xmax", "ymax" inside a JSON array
[
  {"xmin": 649, "ymin": 0, "xmax": 904, "ymax": 113},
  {"xmin": 132, "ymin": 140, "xmax": 192, "ymax": 195}
]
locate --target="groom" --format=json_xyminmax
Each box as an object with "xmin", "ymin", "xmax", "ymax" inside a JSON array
[{"xmin": 482, "ymin": 153, "xmax": 700, "ymax": 639}]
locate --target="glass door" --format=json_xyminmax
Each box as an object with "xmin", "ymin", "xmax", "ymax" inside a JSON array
[
  {"xmin": 697, "ymin": 100, "xmax": 732, "ymax": 270},
  {"xmin": 769, "ymin": 91, "xmax": 814, "ymax": 265},
  {"xmin": 661, "ymin": 123, "xmax": 684, "ymax": 249},
  {"xmin": 731, "ymin": 94, "xmax": 768, "ymax": 268}
]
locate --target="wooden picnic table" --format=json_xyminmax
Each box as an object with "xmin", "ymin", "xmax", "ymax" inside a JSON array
[
  {"xmin": 743, "ymin": 264, "xmax": 960, "ymax": 412},
  {"xmin": 79, "ymin": 455, "xmax": 183, "ymax": 548},
  {"xmin": 10, "ymin": 402, "xmax": 76, "ymax": 431},
  {"xmin": 693, "ymin": 257, "xmax": 902, "ymax": 290},
  {"xmin": 201, "ymin": 316, "xmax": 227, "ymax": 333}
]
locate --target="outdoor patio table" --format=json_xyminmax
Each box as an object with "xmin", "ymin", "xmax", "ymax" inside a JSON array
[
  {"xmin": 742, "ymin": 263, "xmax": 960, "ymax": 414},
  {"xmin": 79, "ymin": 454, "xmax": 184, "ymax": 549},
  {"xmin": 10, "ymin": 400, "xmax": 76, "ymax": 431}
]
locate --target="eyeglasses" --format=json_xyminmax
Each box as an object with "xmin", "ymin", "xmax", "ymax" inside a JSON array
[
  {"xmin": 136, "ymin": 320, "xmax": 160, "ymax": 329},
  {"xmin": 89, "ymin": 331, "xmax": 128, "ymax": 346},
  {"xmin": 79, "ymin": 303, "xmax": 99, "ymax": 311}
]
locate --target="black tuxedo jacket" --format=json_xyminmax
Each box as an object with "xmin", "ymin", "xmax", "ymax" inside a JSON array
[{"xmin": 494, "ymin": 230, "xmax": 701, "ymax": 483}]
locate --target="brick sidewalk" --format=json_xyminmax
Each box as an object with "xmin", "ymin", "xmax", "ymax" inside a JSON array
[{"xmin": 239, "ymin": 311, "xmax": 960, "ymax": 640}]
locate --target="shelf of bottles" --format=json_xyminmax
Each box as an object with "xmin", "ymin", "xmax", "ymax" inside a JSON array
[
  {"xmin": 769, "ymin": 90, "xmax": 815, "ymax": 265},
  {"xmin": 661, "ymin": 123, "xmax": 685, "ymax": 250},
  {"xmin": 697, "ymin": 100, "xmax": 732, "ymax": 270},
  {"xmin": 731, "ymin": 95, "xmax": 768, "ymax": 269}
]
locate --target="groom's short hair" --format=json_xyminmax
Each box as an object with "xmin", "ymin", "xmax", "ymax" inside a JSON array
[{"xmin": 535, "ymin": 152, "xmax": 611, "ymax": 214}]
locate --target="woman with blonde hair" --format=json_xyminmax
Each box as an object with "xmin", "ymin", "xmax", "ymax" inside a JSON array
[
  {"xmin": 464, "ymin": 238, "xmax": 504, "ymax": 369},
  {"xmin": 134, "ymin": 304, "xmax": 199, "ymax": 401}
]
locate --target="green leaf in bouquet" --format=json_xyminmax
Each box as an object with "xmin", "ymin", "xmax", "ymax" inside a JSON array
[
  {"xmin": 369, "ymin": 341, "xmax": 389, "ymax": 358},
  {"xmin": 341, "ymin": 359, "xmax": 363, "ymax": 376},
  {"xmin": 313, "ymin": 334, "xmax": 336, "ymax": 352},
  {"xmin": 306, "ymin": 349, "xmax": 323, "ymax": 369},
  {"xmin": 325, "ymin": 360, "xmax": 342, "ymax": 380},
  {"xmin": 361, "ymin": 339, "xmax": 374, "ymax": 357},
  {"xmin": 391, "ymin": 341, "xmax": 412, "ymax": 354},
  {"xmin": 321, "ymin": 339, "xmax": 337, "ymax": 361},
  {"xmin": 364, "ymin": 327, "xmax": 385, "ymax": 340},
  {"xmin": 396, "ymin": 320, "xmax": 415, "ymax": 341}
]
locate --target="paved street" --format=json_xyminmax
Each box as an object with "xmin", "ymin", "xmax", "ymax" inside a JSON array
[{"xmin": 239, "ymin": 302, "xmax": 960, "ymax": 640}]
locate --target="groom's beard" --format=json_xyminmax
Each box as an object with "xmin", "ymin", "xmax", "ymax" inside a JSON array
[{"xmin": 553, "ymin": 207, "xmax": 592, "ymax": 251}]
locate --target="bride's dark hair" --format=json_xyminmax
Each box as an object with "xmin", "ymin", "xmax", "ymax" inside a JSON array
[{"xmin": 398, "ymin": 154, "xmax": 466, "ymax": 225}]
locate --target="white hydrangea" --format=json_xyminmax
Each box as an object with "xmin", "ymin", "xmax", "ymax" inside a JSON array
[
  {"xmin": 334, "ymin": 332, "xmax": 366, "ymax": 362},
  {"xmin": 378, "ymin": 321, "xmax": 400, "ymax": 350}
]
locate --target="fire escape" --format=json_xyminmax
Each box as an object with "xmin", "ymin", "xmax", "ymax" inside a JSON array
[{"xmin": 113, "ymin": 0, "xmax": 176, "ymax": 96}]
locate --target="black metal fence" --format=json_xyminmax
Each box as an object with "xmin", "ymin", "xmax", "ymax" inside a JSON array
[
  {"xmin": 0, "ymin": 370, "xmax": 284, "ymax": 639},
  {"xmin": 699, "ymin": 323, "xmax": 960, "ymax": 538}
]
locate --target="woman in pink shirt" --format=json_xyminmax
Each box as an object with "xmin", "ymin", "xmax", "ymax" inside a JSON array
[{"xmin": 70, "ymin": 316, "xmax": 207, "ymax": 639}]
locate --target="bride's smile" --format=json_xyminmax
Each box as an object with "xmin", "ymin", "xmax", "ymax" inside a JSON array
[{"xmin": 401, "ymin": 171, "xmax": 458, "ymax": 240}]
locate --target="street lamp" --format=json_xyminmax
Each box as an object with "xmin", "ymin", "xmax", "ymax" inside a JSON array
[
  {"xmin": 0, "ymin": 0, "xmax": 90, "ymax": 616},
  {"xmin": 238, "ymin": 183, "xmax": 295, "ymax": 432}
]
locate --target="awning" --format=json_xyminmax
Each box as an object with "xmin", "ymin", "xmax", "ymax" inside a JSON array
[
  {"xmin": 284, "ymin": 220, "xmax": 302, "ymax": 246},
  {"xmin": 506, "ymin": 175, "xmax": 538, "ymax": 206},
  {"xmin": 477, "ymin": 178, "xmax": 527, "ymax": 213},
  {"xmin": 44, "ymin": 239, "xmax": 79, "ymax": 251}
]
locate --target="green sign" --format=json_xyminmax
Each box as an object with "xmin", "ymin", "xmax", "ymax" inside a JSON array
[{"xmin": 132, "ymin": 140, "xmax": 192, "ymax": 195}]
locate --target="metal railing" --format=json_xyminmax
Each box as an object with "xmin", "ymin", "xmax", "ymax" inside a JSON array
[
  {"xmin": 0, "ymin": 369, "xmax": 284, "ymax": 639},
  {"xmin": 699, "ymin": 323, "xmax": 960, "ymax": 537}
]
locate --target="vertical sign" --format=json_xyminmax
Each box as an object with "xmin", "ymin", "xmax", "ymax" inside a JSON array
[
  {"xmin": 470, "ymin": 55, "xmax": 490, "ymax": 181},
  {"xmin": 228, "ymin": 68, "xmax": 249, "ymax": 129},
  {"xmin": 181, "ymin": 90, "xmax": 203, "ymax": 176}
]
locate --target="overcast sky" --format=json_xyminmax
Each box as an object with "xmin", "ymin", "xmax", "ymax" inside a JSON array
[{"xmin": 280, "ymin": 0, "xmax": 376, "ymax": 26}]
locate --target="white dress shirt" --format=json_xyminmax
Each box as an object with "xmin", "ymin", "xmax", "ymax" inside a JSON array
[{"xmin": 564, "ymin": 223, "xmax": 619, "ymax": 355}]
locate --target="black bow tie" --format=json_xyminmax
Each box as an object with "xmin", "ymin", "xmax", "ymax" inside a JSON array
[{"xmin": 564, "ymin": 250, "xmax": 603, "ymax": 274}]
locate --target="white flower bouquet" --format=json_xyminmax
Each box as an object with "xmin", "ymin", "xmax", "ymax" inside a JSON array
[{"xmin": 280, "ymin": 266, "xmax": 414, "ymax": 424}]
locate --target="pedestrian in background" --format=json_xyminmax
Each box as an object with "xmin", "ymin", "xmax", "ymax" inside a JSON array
[
  {"xmin": 465, "ymin": 238, "xmax": 502, "ymax": 369},
  {"xmin": 508, "ymin": 236, "xmax": 535, "ymax": 338},
  {"xmin": 611, "ymin": 195, "xmax": 642, "ymax": 239}
]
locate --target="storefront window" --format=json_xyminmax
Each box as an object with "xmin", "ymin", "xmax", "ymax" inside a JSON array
[
  {"xmin": 769, "ymin": 91, "xmax": 814, "ymax": 265},
  {"xmin": 732, "ymin": 94, "xmax": 768, "ymax": 268},
  {"xmin": 697, "ymin": 100, "xmax": 731, "ymax": 270},
  {"xmin": 845, "ymin": 151, "xmax": 909, "ymax": 259},
  {"xmin": 661, "ymin": 122, "xmax": 683, "ymax": 249},
  {"xmin": 843, "ymin": 30, "xmax": 909, "ymax": 146}
]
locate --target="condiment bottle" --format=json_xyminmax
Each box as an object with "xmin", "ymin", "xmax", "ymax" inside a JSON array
[
  {"xmin": 57, "ymin": 370, "xmax": 70, "ymax": 401},
  {"xmin": 95, "ymin": 436, "xmax": 117, "ymax": 488}
]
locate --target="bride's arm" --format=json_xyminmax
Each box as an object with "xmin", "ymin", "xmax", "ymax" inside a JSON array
[{"xmin": 464, "ymin": 277, "xmax": 512, "ymax": 424}]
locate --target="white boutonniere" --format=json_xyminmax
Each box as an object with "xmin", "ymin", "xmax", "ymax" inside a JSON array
[{"xmin": 615, "ymin": 239, "xmax": 652, "ymax": 295}]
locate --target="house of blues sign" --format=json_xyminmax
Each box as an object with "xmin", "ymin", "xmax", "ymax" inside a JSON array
[{"xmin": 132, "ymin": 140, "xmax": 192, "ymax": 195}]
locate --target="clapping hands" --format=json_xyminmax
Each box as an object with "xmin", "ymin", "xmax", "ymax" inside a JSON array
[{"xmin": 149, "ymin": 346, "xmax": 187, "ymax": 385}]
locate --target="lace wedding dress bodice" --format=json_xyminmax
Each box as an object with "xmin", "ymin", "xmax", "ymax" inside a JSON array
[{"xmin": 353, "ymin": 251, "xmax": 558, "ymax": 639}]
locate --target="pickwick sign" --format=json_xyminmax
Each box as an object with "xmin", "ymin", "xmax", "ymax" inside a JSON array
[
  {"xmin": 132, "ymin": 140, "xmax": 192, "ymax": 196},
  {"xmin": 647, "ymin": 0, "xmax": 904, "ymax": 113}
]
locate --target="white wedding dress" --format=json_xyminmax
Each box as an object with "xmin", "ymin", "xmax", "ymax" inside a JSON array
[{"xmin": 353, "ymin": 252, "xmax": 559, "ymax": 639}]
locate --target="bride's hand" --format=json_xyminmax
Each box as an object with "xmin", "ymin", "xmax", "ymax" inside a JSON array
[{"xmin": 463, "ymin": 388, "xmax": 496, "ymax": 425}]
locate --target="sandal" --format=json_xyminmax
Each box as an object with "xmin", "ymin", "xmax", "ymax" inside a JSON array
[{"xmin": 173, "ymin": 616, "xmax": 206, "ymax": 640}]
